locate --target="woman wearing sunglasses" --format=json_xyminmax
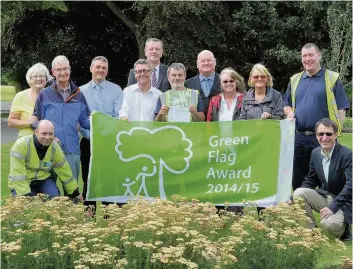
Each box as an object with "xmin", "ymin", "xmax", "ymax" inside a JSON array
[
  {"xmin": 207, "ymin": 67, "xmax": 245, "ymax": 121},
  {"xmin": 239, "ymin": 64, "xmax": 284, "ymax": 120},
  {"xmin": 8, "ymin": 63, "xmax": 51, "ymax": 138}
]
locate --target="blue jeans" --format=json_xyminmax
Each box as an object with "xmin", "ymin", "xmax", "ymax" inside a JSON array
[
  {"xmin": 11, "ymin": 178, "xmax": 59, "ymax": 199},
  {"xmin": 63, "ymin": 152, "xmax": 80, "ymax": 196}
]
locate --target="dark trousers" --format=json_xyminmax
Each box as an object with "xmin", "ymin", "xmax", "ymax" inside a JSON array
[
  {"xmin": 292, "ymin": 133, "xmax": 320, "ymax": 190},
  {"xmin": 11, "ymin": 178, "xmax": 59, "ymax": 199},
  {"xmin": 80, "ymin": 138, "xmax": 114, "ymax": 209},
  {"xmin": 80, "ymin": 138, "xmax": 96, "ymax": 208}
]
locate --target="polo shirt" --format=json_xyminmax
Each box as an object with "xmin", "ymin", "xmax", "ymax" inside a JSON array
[{"xmin": 283, "ymin": 68, "xmax": 349, "ymax": 131}]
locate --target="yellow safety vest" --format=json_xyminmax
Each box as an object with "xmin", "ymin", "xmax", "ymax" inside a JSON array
[
  {"xmin": 8, "ymin": 135, "xmax": 78, "ymax": 196},
  {"xmin": 160, "ymin": 88, "xmax": 199, "ymax": 121},
  {"xmin": 290, "ymin": 69, "xmax": 342, "ymax": 136}
]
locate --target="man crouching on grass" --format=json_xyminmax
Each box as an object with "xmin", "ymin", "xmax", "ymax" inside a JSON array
[
  {"xmin": 292, "ymin": 118, "xmax": 352, "ymax": 241},
  {"xmin": 8, "ymin": 120, "xmax": 82, "ymax": 201}
]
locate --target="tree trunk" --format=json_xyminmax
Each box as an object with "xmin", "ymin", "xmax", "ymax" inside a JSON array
[{"xmin": 104, "ymin": 1, "xmax": 145, "ymax": 58}]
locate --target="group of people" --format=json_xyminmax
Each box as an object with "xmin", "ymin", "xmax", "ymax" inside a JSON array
[{"xmin": 7, "ymin": 38, "xmax": 351, "ymax": 240}]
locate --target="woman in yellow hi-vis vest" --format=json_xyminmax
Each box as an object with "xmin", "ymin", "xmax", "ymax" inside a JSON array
[
  {"xmin": 283, "ymin": 43, "xmax": 349, "ymax": 191},
  {"xmin": 155, "ymin": 63, "xmax": 205, "ymax": 122}
]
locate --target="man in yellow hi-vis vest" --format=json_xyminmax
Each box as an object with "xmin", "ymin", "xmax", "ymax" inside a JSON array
[
  {"xmin": 284, "ymin": 43, "xmax": 349, "ymax": 191},
  {"xmin": 155, "ymin": 63, "xmax": 205, "ymax": 122},
  {"xmin": 8, "ymin": 120, "xmax": 82, "ymax": 200}
]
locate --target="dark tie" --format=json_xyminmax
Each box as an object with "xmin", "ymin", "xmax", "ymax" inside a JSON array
[{"xmin": 152, "ymin": 68, "xmax": 158, "ymax": 88}]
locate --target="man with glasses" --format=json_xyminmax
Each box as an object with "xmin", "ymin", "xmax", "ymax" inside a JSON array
[
  {"xmin": 120, "ymin": 59, "xmax": 162, "ymax": 121},
  {"xmin": 292, "ymin": 118, "xmax": 352, "ymax": 240},
  {"xmin": 284, "ymin": 43, "xmax": 349, "ymax": 191},
  {"xmin": 33, "ymin": 55, "xmax": 90, "ymax": 193},
  {"xmin": 127, "ymin": 38, "xmax": 170, "ymax": 92},
  {"xmin": 185, "ymin": 50, "xmax": 221, "ymax": 119}
]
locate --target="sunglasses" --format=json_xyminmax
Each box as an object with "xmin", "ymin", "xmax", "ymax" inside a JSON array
[
  {"xmin": 316, "ymin": 132, "xmax": 334, "ymax": 137},
  {"xmin": 222, "ymin": 80, "xmax": 235, "ymax": 84},
  {"xmin": 252, "ymin": 75, "xmax": 267, "ymax": 80}
]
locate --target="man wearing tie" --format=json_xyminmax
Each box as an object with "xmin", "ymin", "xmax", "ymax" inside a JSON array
[
  {"xmin": 185, "ymin": 50, "xmax": 221, "ymax": 119},
  {"xmin": 79, "ymin": 56, "xmax": 123, "ymax": 207},
  {"xmin": 127, "ymin": 38, "xmax": 170, "ymax": 92}
]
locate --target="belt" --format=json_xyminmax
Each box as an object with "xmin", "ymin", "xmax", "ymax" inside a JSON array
[{"xmin": 296, "ymin": 130, "xmax": 315, "ymax": 136}]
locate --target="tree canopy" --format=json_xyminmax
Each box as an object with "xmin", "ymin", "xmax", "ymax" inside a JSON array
[{"xmin": 1, "ymin": 1, "xmax": 351, "ymax": 99}]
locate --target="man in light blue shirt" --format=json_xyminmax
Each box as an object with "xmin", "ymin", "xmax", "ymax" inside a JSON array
[{"xmin": 79, "ymin": 56, "xmax": 123, "ymax": 209}]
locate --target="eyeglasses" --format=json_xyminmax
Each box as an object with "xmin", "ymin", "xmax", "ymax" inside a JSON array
[
  {"xmin": 252, "ymin": 75, "xmax": 267, "ymax": 80},
  {"xmin": 135, "ymin": 69, "xmax": 150, "ymax": 74},
  {"xmin": 316, "ymin": 132, "xmax": 334, "ymax": 137},
  {"xmin": 222, "ymin": 80, "xmax": 235, "ymax": 84},
  {"xmin": 31, "ymin": 75, "xmax": 46, "ymax": 80},
  {"xmin": 54, "ymin": 67, "xmax": 70, "ymax": 73}
]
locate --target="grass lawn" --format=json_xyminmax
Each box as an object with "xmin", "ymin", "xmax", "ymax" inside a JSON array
[
  {"xmin": 1, "ymin": 133, "xmax": 352, "ymax": 267},
  {"xmin": 0, "ymin": 85, "xmax": 16, "ymax": 102}
]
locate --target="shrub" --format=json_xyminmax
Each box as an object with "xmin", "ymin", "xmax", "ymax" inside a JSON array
[
  {"xmin": 1, "ymin": 196, "xmax": 347, "ymax": 269},
  {"xmin": 343, "ymin": 117, "xmax": 352, "ymax": 133}
]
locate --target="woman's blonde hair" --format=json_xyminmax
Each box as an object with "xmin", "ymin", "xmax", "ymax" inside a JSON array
[
  {"xmin": 219, "ymin": 67, "xmax": 245, "ymax": 93},
  {"xmin": 248, "ymin": 63, "xmax": 273, "ymax": 87}
]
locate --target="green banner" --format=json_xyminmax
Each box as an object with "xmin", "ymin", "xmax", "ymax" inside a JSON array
[{"xmin": 87, "ymin": 112, "xmax": 294, "ymax": 206}]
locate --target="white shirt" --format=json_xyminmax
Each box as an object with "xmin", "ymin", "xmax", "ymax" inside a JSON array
[
  {"xmin": 218, "ymin": 94, "xmax": 238, "ymax": 122},
  {"xmin": 119, "ymin": 84, "xmax": 162, "ymax": 121},
  {"xmin": 320, "ymin": 143, "xmax": 335, "ymax": 182},
  {"xmin": 151, "ymin": 64, "xmax": 160, "ymax": 85}
]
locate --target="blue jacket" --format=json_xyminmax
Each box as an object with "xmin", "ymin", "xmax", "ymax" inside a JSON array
[{"xmin": 33, "ymin": 80, "xmax": 90, "ymax": 154}]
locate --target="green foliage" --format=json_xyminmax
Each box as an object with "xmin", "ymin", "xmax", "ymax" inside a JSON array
[
  {"xmin": 343, "ymin": 117, "xmax": 352, "ymax": 133},
  {"xmin": 135, "ymin": 1, "xmax": 228, "ymax": 71},
  {"xmin": 324, "ymin": 2, "xmax": 352, "ymax": 78}
]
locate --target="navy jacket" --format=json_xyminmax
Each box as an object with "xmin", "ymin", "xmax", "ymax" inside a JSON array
[
  {"xmin": 302, "ymin": 143, "xmax": 352, "ymax": 224},
  {"xmin": 185, "ymin": 73, "xmax": 221, "ymax": 119}
]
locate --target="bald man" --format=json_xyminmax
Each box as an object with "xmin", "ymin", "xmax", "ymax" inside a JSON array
[
  {"xmin": 185, "ymin": 50, "xmax": 221, "ymax": 118},
  {"xmin": 8, "ymin": 120, "xmax": 82, "ymax": 200}
]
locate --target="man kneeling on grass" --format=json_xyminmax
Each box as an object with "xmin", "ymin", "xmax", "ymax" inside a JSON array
[
  {"xmin": 8, "ymin": 120, "xmax": 82, "ymax": 201},
  {"xmin": 292, "ymin": 118, "xmax": 352, "ymax": 241}
]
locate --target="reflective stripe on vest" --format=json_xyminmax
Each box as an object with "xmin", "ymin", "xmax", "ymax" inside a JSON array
[
  {"xmin": 325, "ymin": 70, "xmax": 342, "ymax": 136},
  {"xmin": 290, "ymin": 70, "xmax": 341, "ymax": 136},
  {"xmin": 62, "ymin": 176, "xmax": 74, "ymax": 185},
  {"xmin": 23, "ymin": 137, "xmax": 57, "ymax": 175},
  {"xmin": 8, "ymin": 175, "xmax": 27, "ymax": 182},
  {"xmin": 54, "ymin": 160, "xmax": 65, "ymax": 168},
  {"xmin": 10, "ymin": 151, "xmax": 26, "ymax": 160}
]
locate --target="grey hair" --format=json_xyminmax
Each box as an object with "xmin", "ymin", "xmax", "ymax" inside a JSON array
[
  {"xmin": 167, "ymin": 63, "xmax": 186, "ymax": 76},
  {"xmin": 302, "ymin": 43, "xmax": 320, "ymax": 53},
  {"xmin": 90, "ymin": 56, "xmax": 108, "ymax": 68},
  {"xmin": 315, "ymin": 118, "xmax": 338, "ymax": 134},
  {"xmin": 52, "ymin": 55, "xmax": 70, "ymax": 69},
  {"xmin": 134, "ymin": 59, "xmax": 152, "ymax": 70},
  {"xmin": 26, "ymin": 63, "xmax": 51, "ymax": 85},
  {"xmin": 145, "ymin": 38, "xmax": 163, "ymax": 50}
]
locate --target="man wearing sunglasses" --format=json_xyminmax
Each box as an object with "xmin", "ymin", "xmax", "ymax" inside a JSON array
[
  {"xmin": 283, "ymin": 43, "xmax": 349, "ymax": 191},
  {"xmin": 292, "ymin": 118, "xmax": 352, "ymax": 240}
]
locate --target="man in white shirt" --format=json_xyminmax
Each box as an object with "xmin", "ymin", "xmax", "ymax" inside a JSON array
[{"xmin": 120, "ymin": 59, "xmax": 162, "ymax": 121}]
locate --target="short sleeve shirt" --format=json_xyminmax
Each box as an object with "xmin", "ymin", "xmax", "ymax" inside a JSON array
[
  {"xmin": 10, "ymin": 89, "xmax": 36, "ymax": 137},
  {"xmin": 283, "ymin": 68, "xmax": 349, "ymax": 131}
]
